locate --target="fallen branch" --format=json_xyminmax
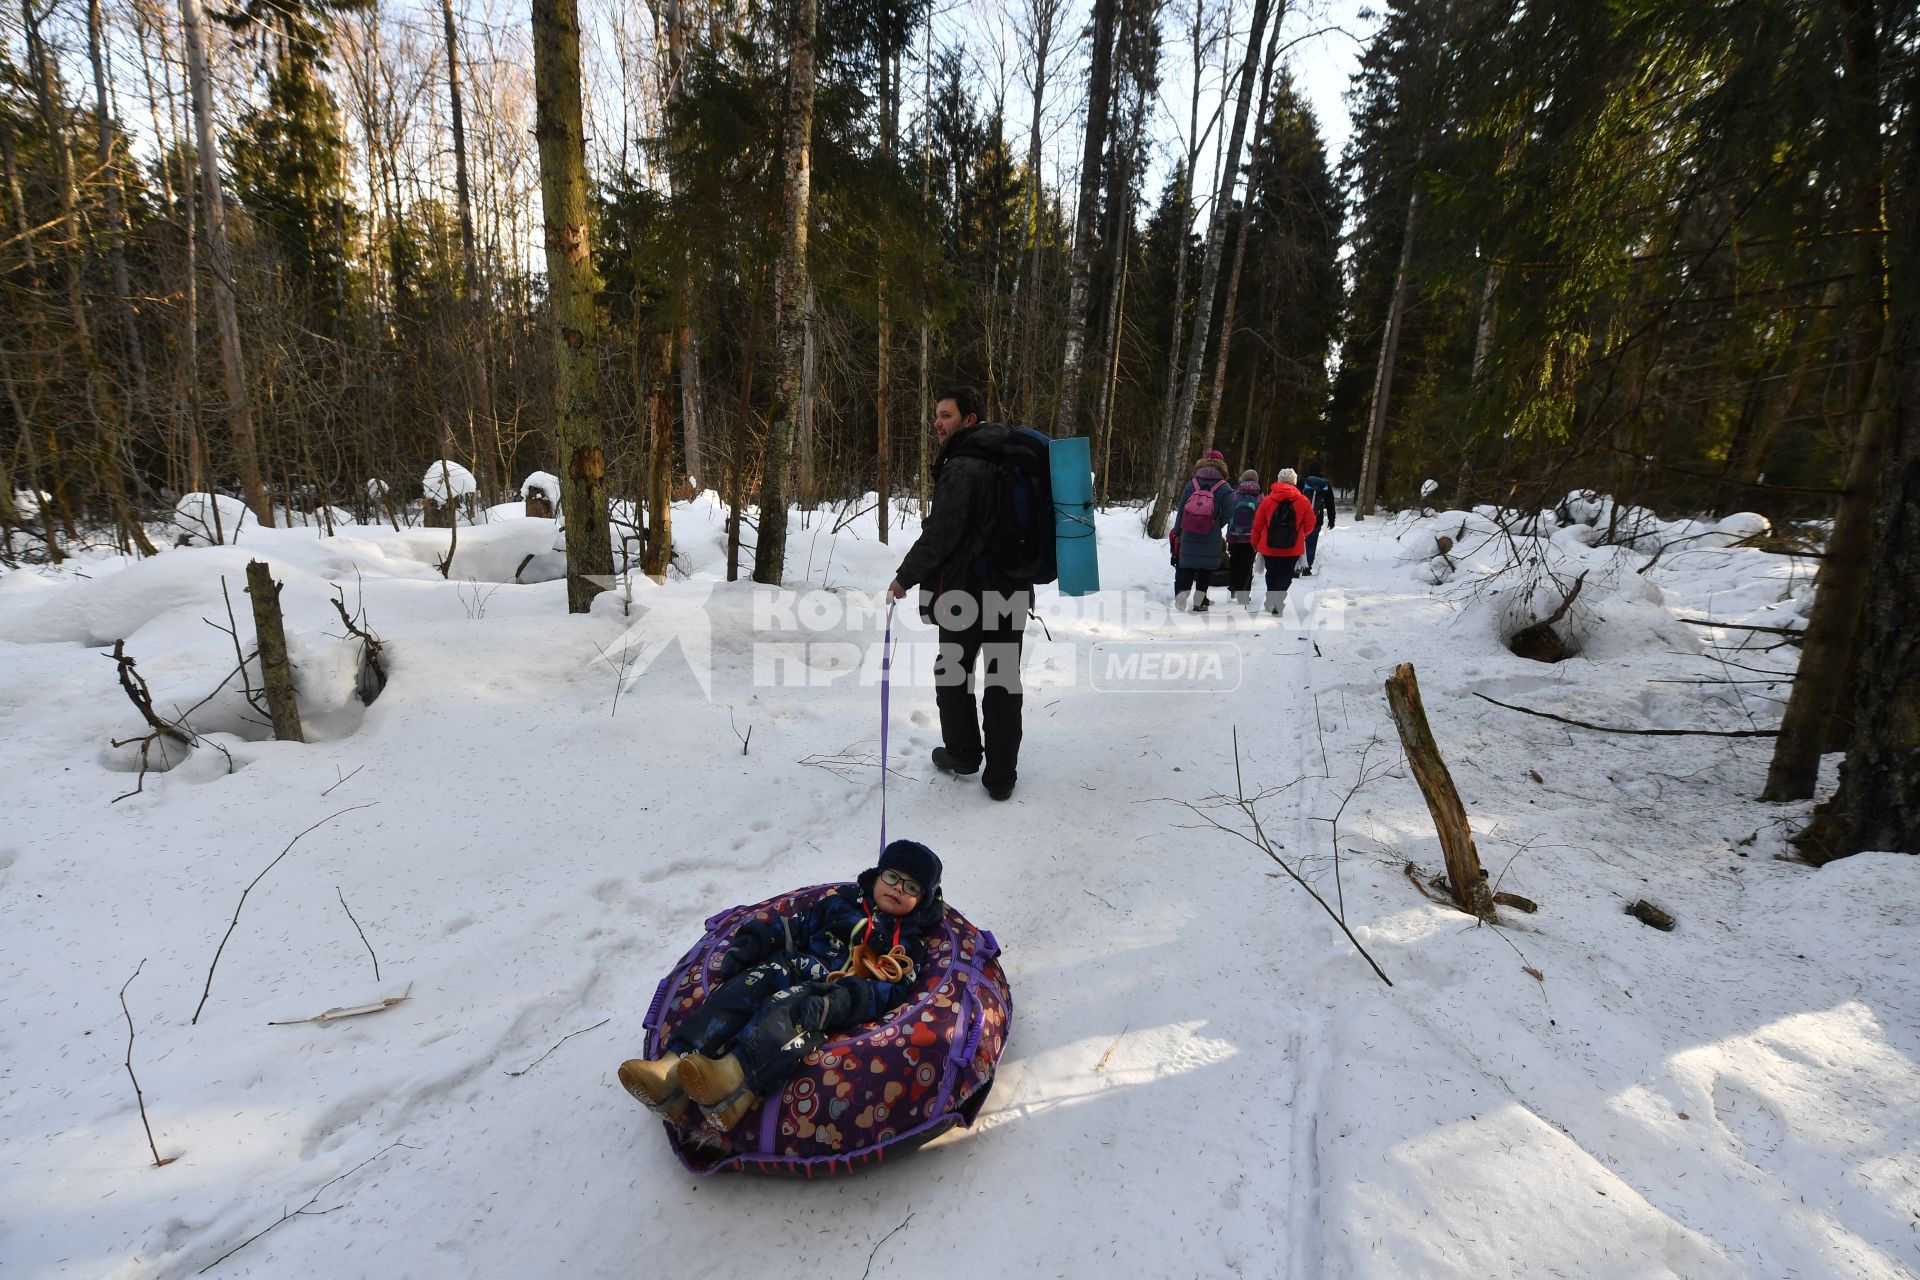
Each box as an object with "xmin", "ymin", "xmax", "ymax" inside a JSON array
[
  {"xmin": 1677, "ymin": 617, "xmax": 1804, "ymax": 637},
  {"xmin": 193, "ymin": 805, "xmax": 377, "ymax": 1024},
  {"xmin": 336, "ymin": 886, "xmax": 380, "ymax": 981},
  {"xmin": 197, "ymin": 1140, "xmax": 414, "ymax": 1273},
  {"xmin": 119, "ymin": 960, "xmax": 175, "ymax": 1168},
  {"xmin": 504, "ymin": 1017, "xmax": 611, "ymax": 1077},
  {"xmin": 268, "ymin": 986, "xmax": 412, "ymax": 1025},
  {"xmin": 1472, "ymin": 691, "xmax": 1779, "ymax": 737},
  {"xmin": 107, "ymin": 642, "xmax": 197, "ymax": 802},
  {"xmin": 321, "ymin": 764, "xmax": 365, "ymax": 798}
]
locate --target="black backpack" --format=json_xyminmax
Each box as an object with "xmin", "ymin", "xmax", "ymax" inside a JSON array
[
  {"xmin": 1266, "ymin": 494, "xmax": 1298, "ymax": 551},
  {"xmin": 980, "ymin": 426, "xmax": 1058, "ymax": 586}
]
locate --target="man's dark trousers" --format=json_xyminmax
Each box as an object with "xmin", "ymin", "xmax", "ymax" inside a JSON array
[{"xmin": 933, "ymin": 586, "xmax": 1029, "ymax": 790}]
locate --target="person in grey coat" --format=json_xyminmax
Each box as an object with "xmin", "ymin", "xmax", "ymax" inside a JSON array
[{"xmin": 1171, "ymin": 452, "xmax": 1234, "ymax": 612}]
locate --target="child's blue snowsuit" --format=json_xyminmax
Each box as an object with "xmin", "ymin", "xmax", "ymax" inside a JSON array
[{"xmin": 666, "ymin": 874, "xmax": 942, "ymax": 1097}]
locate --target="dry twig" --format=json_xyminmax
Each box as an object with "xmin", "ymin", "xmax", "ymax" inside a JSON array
[
  {"xmin": 335, "ymin": 886, "xmax": 380, "ymax": 981},
  {"xmin": 193, "ymin": 805, "xmax": 377, "ymax": 1024},
  {"xmin": 197, "ymin": 1140, "xmax": 415, "ymax": 1273},
  {"xmin": 504, "ymin": 1017, "xmax": 611, "ymax": 1077},
  {"xmin": 119, "ymin": 960, "xmax": 174, "ymax": 1168}
]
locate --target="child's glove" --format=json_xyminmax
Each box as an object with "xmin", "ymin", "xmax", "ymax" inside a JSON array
[{"xmin": 793, "ymin": 981, "xmax": 859, "ymax": 1032}]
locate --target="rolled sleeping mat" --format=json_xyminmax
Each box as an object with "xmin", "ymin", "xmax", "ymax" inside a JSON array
[{"xmin": 1050, "ymin": 435, "xmax": 1100, "ymax": 597}]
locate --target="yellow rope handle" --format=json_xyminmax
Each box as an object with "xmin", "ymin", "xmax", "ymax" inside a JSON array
[{"xmin": 830, "ymin": 941, "xmax": 916, "ymax": 984}]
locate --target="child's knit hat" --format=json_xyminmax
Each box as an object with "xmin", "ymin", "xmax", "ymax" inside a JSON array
[{"xmin": 878, "ymin": 839, "xmax": 941, "ymax": 895}]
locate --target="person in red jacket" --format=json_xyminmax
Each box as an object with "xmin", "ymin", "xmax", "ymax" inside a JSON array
[{"xmin": 1250, "ymin": 467, "xmax": 1318, "ymax": 616}]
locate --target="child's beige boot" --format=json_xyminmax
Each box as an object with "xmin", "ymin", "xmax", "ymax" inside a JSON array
[
  {"xmin": 618, "ymin": 1054, "xmax": 690, "ymax": 1121},
  {"xmin": 677, "ymin": 1051, "xmax": 747, "ymax": 1106},
  {"xmin": 701, "ymin": 1086, "xmax": 762, "ymax": 1132}
]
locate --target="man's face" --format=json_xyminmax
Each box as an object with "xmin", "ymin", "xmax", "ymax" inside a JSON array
[{"xmin": 934, "ymin": 398, "xmax": 976, "ymax": 448}]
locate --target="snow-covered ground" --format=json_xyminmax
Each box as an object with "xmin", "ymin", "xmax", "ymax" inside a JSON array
[{"xmin": 2, "ymin": 492, "xmax": 1915, "ymax": 1279}]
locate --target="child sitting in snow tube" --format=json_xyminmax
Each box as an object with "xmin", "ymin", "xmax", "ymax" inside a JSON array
[{"xmin": 619, "ymin": 840, "xmax": 1010, "ymax": 1175}]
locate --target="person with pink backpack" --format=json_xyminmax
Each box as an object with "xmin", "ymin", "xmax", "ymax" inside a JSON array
[{"xmin": 1170, "ymin": 450, "xmax": 1234, "ymax": 612}]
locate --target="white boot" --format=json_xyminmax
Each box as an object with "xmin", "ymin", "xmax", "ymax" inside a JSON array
[
  {"xmin": 1174, "ymin": 593, "xmax": 1190, "ymax": 612},
  {"xmin": 1265, "ymin": 593, "xmax": 1286, "ymax": 616},
  {"xmin": 1232, "ymin": 590, "xmax": 1251, "ymax": 606}
]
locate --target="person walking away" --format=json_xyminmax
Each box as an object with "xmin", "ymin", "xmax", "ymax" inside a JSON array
[
  {"xmin": 1298, "ymin": 461, "xmax": 1336, "ymax": 577},
  {"xmin": 1251, "ymin": 467, "xmax": 1318, "ymax": 615},
  {"xmin": 1173, "ymin": 454, "xmax": 1235, "ymax": 612},
  {"xmin": 1224, "ymin": 470, "xmax": 1263, "ymax": 605},
  {"xmin": 888, "ymin": 386, "xmax": 1030, "ymax": 801}
]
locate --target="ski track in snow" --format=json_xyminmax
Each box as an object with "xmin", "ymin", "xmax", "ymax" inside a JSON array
[{"xmin": 2, "ymin": 496, "xmax": 1918, "ymax": 1279}]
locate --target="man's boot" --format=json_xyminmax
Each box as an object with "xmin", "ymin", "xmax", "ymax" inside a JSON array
[
  {"xmin": 617, "ymin": 1054, "xmax": 690, "ymax": 1121},
  {"xmin": 1231, "ymin": 590, "xmax": 1251, "ymax": 606},
  {"xmin": 1266, "ymin": 593, "xmax": 1286, "ymax": 616}
]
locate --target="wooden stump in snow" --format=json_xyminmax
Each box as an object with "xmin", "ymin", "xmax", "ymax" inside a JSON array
[
  {"xmin": 1385, "ymin": 662, "xmax": 1493, "ymax": 920},
  {"xmin": 244, "ymin": 559, "xmax": 304, "ymax": 743}
]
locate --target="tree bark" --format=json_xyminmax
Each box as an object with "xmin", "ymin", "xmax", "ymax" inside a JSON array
[
  {"xmin": 178, "ymin": 0, "xmax": 271, "ymax": 527},
  {"xmin": 1018, "ymin": 0, "xmax": 1060, "ymax": 423},
  {"xmin": 23, "ymin": 0, "xmax": 156, "ymax": 556},
  {"xmin": 1385, "ymin": 663, "xmax": 1494, "ymax": 920},
  {"xmin": 532, "ymin": 0, "xmax": 615, "ymax": 611},
  {"xmin": 1765, "ymin": 0, "xmax": 1891, "ymax": 801},
  {"xmin": 1200, "ymin": 19, "xmax": 1281, "ymax": 457},
  {"xmin": 1355, "ymin": 136, "xmax": 1424, "ymax": 522},
  {"xmin": 644, "ymin": 330, "xmax": 674, "ymax": 579},
  {"xmin": 439, "ymin": 0, "xmax": 499, "ymax": 503},
  {"xmin": 752, "ymin": 0, "xmax": 818, "ymax": 585},
  {"xmin": 1148, "ymin": 0, "xmax": 1275, "ymax": 537},
  {"xmin": 1052, "ymin": 0, "xmax": 1117, "ymax": 439},
  {"xmin": 245, "ymin": 560, "xmax": 305, "ymax": 743}
]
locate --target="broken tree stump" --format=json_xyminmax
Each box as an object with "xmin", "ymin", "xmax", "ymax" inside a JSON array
[
  {"xmin": 245, "ymin": 560, "xmax": 304, "ymax": 743},
  {"xmin": 1385, "ymin": 662, "xmax": 1494, "ymax": 920}
]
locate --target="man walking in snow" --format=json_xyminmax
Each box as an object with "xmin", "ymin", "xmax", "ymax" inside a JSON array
[{"xmin": 887, "ymin": 386, "xmax": 1028, "ymax": 801}]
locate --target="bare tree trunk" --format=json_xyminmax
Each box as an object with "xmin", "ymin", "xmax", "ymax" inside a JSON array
[
  {"xmin": 1148, "ymin": 0, "xmax": 1276, "ymax": 537},
  {"xmin": 439, "ymin": 0, "xmax": 499, "ymax": 503},
  {"xmin": 644, "ymin": 330, "xmax": 674, "ymax": 579},
  {"xmin": 1052, "ymin": 0, "xmax": 1117, "ymax": 439},
  {"xmin": 0, "ymin": 115, "xmax": 35, "ymax": 265},
  {"xmin": 24, "ymin": 0, "xmax": 156, "ymax": 555},
  {"xmin": 1018, "ymin": 0, "xmax": 1061, "ymax": 423},
  {"xmin": 1797, "ymin": 0, "xmax": 1913, "ymax": 860},
  {"xmin": 86, "ymin": 0, "xmax": 152, "ymax": 409},
  {"xmin": 1386, "ymin": 663, "xmax": 1494, "ymax": 920},
  {"xmin": 1145, "ymin": 0, "xmax": 1212, "ymax": 520},
  {"xmin": 797, "ymin": 283, "xmax": 818, "ymax": 504},
  {"xmin": 752, "ymin": 0, "xmax": 818, "ymax": 585},
  {"xmin": 246, "ymin": 560, "xmax": 305, "ymax": 742},
  {"xmin": 1200, "ymin": 18, "xmax": 1281, "ymax": 457},
  {"xmin": 664, "ymin": 0, "xmax": 705, "ymax": 492},
  {"xmin": 918, "ymin": 15, "xmax": 934, "ymax": 515},
  {"xmin": 1765, "ymin": 0, "xmax": 1890, "ymax": 802},
  {"xmin": 178, "ymin": 0, "xmax": 270, "ymax": 527},
  {"xmin": 1354, "ymin": 137, "xmax": 1424, "ymax": 523},
  {"xmin": 533, "ymin": 0, "xmax": 615, "ymax": 611}
]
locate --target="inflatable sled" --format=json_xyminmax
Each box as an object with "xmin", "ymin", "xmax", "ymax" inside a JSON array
[{"xmin": 642, "ymin": 883, "xmax": 1012, "ymax": 1176}]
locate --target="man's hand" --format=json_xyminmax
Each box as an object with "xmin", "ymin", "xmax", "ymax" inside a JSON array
[{"xmin": 887, "ymin": 579, "xmax": 907, "ymax": 601}]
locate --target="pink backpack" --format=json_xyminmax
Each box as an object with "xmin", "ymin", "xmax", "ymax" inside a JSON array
[{"xmin": 1180, "ymin": 483, "xmax": 1220, "ymax": 534}]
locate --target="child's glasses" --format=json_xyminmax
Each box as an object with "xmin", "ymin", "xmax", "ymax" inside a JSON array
[{"xmin": 879, "ymin": 869, "xmax": 923, "ymax": 898}]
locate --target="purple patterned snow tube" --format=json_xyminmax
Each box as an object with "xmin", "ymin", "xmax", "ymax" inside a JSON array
[{"xmin": 642, "ymin": 884, "xmax": 1012, "ymax": 1176}]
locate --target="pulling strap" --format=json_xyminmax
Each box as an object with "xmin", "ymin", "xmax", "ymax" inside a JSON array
[{"xmin": 879, "ymin": 598, "xmax": 896, "ymax": 860}]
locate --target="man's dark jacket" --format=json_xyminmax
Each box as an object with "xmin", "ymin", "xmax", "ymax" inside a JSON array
[{"xmin": 894, "ymin": 422, "xmax": 1012, "ymax": 609}]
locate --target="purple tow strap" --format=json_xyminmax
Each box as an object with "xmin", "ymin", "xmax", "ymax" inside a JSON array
[{"xmin": 879, "ymin": 599, "xmax": 896, "ymax": 859}]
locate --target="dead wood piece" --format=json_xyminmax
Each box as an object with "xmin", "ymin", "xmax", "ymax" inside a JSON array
[
  {"xmin": 1385, "ymin": 664, "xmax": 1496, "ymax": 921},
  {"xmin": 1625, "ymin": 899, "xmax": 1675, "ymax": 931},
  {"xmin": 1473, "ymin": 691, "xmax": 1779, "ymax": 737},
  {"xmin": 244, "ymin": 560, "xmax": 304, "ymax": 742},
  {"xmin": 1492, "ymin": 891, "xmax": 1539, "ymax": 913},
  {"xmin": 329, "ymin": 585, "xmax": 386, "ymax": 704}
]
